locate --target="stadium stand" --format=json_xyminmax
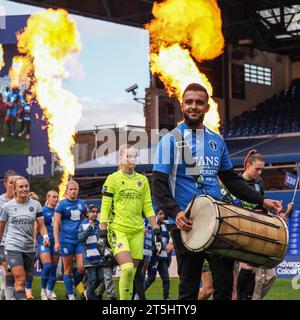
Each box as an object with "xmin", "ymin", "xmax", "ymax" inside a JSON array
[
  {"xmin": 221, "ymin": 79, "xmax": 300, "ymax": 138},
  {"xmin": 288, "ymin": 210, "xmax": 300, "ymax": 255}
]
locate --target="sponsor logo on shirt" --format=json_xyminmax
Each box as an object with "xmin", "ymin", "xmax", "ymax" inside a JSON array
[
  {"xmin": 196, "ymin": 156, "xmax": 219, "ymax": 167},
  {"xmin": 103, "ymin": 186, "xmax": 108, "ymax": 193},
  {"xmin": 119, "ymin": 189, "xmax": 142, "ymax": 200},
  {"xmin": 11, "ymin": 215, "xmax": 35, "ymax": 225},
  {"xmin": 70, "ymin": 209, "xmax": 81, "ymax": 221}
]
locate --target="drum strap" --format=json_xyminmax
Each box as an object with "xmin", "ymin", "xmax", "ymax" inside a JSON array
[
  {"xmin": 170, "ymin": 128, "xmax": 201, "ymax": 183},
  {"xmin": 169, "ymin": 129, "xmax": 205, "ymax": 255}
]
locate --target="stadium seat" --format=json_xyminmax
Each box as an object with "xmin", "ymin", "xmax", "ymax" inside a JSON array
[
  {"xmin": 221, "ymin": 79, "xmax": 300, "ymax": 138},
  {"xmin": 287, "ymin": 249, "xmax": 300, "ymax": 255},
  {"xmin": 289, "ymin": 238, "xmax": 300, "ymax": 244},
  {"xmin": 289, "ymin": 233, "xmax": 300, "ymax": 239},
  {"xmin": 289, "ymin": 228, "xmax": 300, "ymax": 234},
  {"xmin": 288, "ymin": 243, "xmax": 300, "ymax": 249}
]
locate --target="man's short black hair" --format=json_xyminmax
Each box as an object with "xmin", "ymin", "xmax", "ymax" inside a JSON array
[{"xmin": 182, "ymin": 83, "xmax": 209, "ymax": 101}]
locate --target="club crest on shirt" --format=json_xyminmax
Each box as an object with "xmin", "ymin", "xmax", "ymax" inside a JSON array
[
  {"xmin": 137, "ymin": 181, "xmax": 143, "ymax": 188},
  {"xmin": 117, "ymin": 242, "xmax": 123, "ymax": 249},
  {"xmin": 29, "ymin": 207, "xmax": 34, "ymax": 212},
  {"xmin": 209, "ymin": 140, "xmax": 218, "ymax": 151},
  {"xmin": 78, "ymin": 204, "xmax": 82, "ymax": 210},
  {"xmin": 255, "ymin": 184, "xmax": 260, "ymax": 192}
]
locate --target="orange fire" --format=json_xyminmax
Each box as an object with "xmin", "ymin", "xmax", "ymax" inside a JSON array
[
  {"xmin": 9, "ymin": 55, "xmax": 33, "ymax": 89},
  {"xmin": 0, "ymin": 44, "xmax": 4, "ymax": 69},
  {"xmin": 15, "ymin": 9, "xmax": 82, "ymax": 198},
  {"xmin": 146, "ymin": 0, "xmax": 224, "ymax": 132}
]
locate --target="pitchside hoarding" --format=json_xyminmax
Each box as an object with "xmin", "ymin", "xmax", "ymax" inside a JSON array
[{"xmin": 276, "ymin": 254, "xmax": 300, "ymax": 279}]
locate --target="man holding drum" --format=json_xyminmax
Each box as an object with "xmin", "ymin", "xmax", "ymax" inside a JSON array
[{"xmin": 152, "ymin": 83, "xmax": 283, "ymax": 300}]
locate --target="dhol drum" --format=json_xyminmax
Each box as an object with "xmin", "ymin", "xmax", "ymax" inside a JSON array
[{"xmin": 181, "ymin": 195, "xmax": 288, "ymax": 268}]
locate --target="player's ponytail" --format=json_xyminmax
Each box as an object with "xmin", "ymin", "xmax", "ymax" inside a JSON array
[{"xmin": 243, "ymin": 149, "xmax": 264, "ymax": 170}]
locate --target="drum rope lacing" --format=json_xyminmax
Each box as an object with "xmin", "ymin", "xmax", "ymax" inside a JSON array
[{"xmin": 215, "ymin": 203, "xmax": 286, "ymax": 244}]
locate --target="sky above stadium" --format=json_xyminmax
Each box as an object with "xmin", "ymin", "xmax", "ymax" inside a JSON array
[{"xmin": 0, "ymin": 0, "xmax": 149, "ymax": 130}]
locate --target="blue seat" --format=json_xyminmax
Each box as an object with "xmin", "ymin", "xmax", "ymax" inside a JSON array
[
  {"xmin": 289, "ymin": 223, "xmax": 300, "ymax": 228},
  {"xmin": 289, "ymin": 228, "xmax": 300, "ymax": 233},
  {"xmin": 290, "ymin": 216, "xmax": 300, "ymax": 222},
  {"xmin": 289, "ymin": 233, "xmax": 300, "ymax": 239},
  {"xmin": 288, "ymin": 249, "xmax": 300, "ymax": 255},
  {"xmin": 288, "ymin": 243, "xmax": 300, "ymax": 249},
  {"xmin": 289, "ymin": 238, "xmax": 300, "ymax": 244}
]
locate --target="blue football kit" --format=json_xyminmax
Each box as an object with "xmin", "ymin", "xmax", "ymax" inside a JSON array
[
  {"xmin": 55, "ymin": 198, "xmax": 87, "ymax": 256},
  {"xmin": 38, "ymin": 206, "xmax": 59, "ymax": 256}
]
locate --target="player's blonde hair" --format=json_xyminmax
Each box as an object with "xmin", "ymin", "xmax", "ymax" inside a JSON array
[
  {"xmin": 45, "ymin": 190, "xmax": 58, "ymax": 206},
  {"xmin": 119, "ymin": 144, "xmax": 136, "ymax": 159},
  {"xmin": 64, "ymin": 179, "xmax": 79, "ymax": 197},
  {"xmin": 29, "ymin": 192, "xmax": 39, "ymax": 201},
  {"xmin": 4, "ymin": 170, "xmax": 17, "ymax": 183}
]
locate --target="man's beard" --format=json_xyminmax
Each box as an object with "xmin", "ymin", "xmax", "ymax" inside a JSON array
[{"xmin": 183, "ymin": 112, "xmax": 204, "ymax": 128}]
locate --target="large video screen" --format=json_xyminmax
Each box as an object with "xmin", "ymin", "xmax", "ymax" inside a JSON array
[{"xmin": 0, "ymin": 42, "xmax": 52, "ymax": 177}]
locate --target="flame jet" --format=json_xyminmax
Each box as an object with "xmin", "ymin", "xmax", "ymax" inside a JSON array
[
  {"xmin": 146, "ymin": 0, "xmax": 224, "ymax": 132},
  {"xmin": 14, "ymin": 9, "xmax": 82, "ymax": 198},
  {"xmin": 9, "ymin": 55, "xmax": 33, "ymax": 89}
]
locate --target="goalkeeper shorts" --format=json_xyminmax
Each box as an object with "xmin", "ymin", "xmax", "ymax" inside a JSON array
[{"xmin": 107, "ymin": 228, "xmax": 144, "ymax": 260}]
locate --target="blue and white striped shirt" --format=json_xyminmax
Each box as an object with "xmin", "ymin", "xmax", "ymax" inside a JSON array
[
  {"xmin": 143, "ymin": 220, "xmax": 170, "ymax": 260},
  {"xmin": 157, "ymin": 223, "xmax": 169, "ymax": 261},
  {"xmin": 78, "ymin": 219, "xmax": 101, "ymax": 267}
]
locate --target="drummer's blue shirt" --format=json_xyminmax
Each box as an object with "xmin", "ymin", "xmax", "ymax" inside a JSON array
[{"xmin": 153, "ymin": 122, "xmax": 233, "ymax": 215}]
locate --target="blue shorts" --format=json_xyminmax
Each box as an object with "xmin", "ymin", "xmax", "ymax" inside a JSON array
[
  {"xmin": 38, "ymin": 242, "xmax": 60, "ymax": 257},
  {"xmin": 60, "ymin": 242, "xmax": 83, "ymax": 257},
  {"xmin": 6, "ymin": 107, "xmax": 18, "ymax": 118}
]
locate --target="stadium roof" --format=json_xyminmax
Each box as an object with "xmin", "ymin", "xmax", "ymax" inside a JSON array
[{"xmin": 10, "ymin": 0, "xmax": 300, "ymax": 61}]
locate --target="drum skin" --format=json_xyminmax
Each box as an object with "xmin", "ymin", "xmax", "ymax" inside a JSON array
[{"xmin": 181, "ymin": 196, "xmax": 288, "ymax": 268}]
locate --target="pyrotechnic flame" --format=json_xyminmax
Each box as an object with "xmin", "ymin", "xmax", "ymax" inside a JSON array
[
  {"xmin": 9, "ymin": 55, "xmax": 33, "ymax": 89},
  {"xmin": 146, "ymin": 0, "xmax": 224, "ymax": 132},
  {"xmin": 16, "ymin": 9, "xmax": 82, "ymax": 198},
  {"xmin": 0, "ymin": 44, "xmax": 4, "ymax": 69}
]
